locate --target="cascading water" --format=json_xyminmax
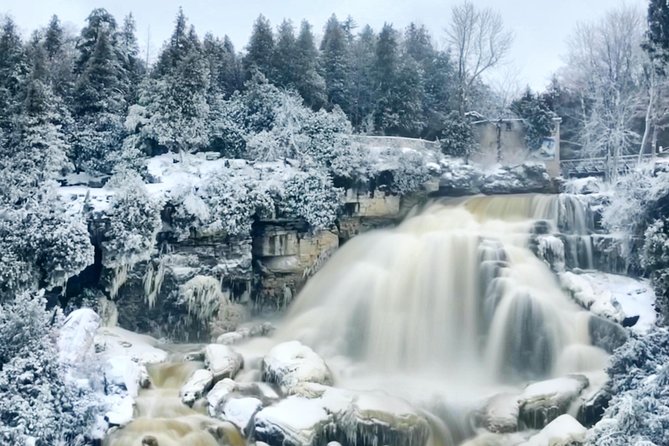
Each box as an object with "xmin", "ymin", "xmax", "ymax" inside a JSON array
[
  {"xmin": 104, "ymin": 359, "xmax": 245, "ymax": 446},
  {"xmin": 268, "ymin": 194, "xmax": 608, "ymax": 443}
]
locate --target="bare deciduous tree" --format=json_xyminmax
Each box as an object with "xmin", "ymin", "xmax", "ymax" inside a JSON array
[
  {"xmin": 446, "ymin": 1, "xmax": 513, "ymax": 116},
  {"xmin": 563, "ymin": 6, "xmax": 645, "ymax": 179}
]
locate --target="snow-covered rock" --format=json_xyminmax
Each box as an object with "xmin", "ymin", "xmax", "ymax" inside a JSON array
[
  {"xmin": 221, "ymin": 397, "xmax": 263, "ymax": 434},
  {"xmin": 522, "ymin": 414, "xmax": 586, "ymax": 446},
  {"xmin": 254, "ymin": 396, "xmax": 334, "ymax": 446},
  {"xmin": 475, "ymin": 392, "xmax": 520, "ymax": 433},
  {"xmin": 437, "ymin": 161, "xmax": 554, "ymax": 196},
  {"xmin": 104, "ymin": 394, "xmax": 134, "ymax": 427},
  {"xmin": 216, "ymin": 321, "xmax": 275, "ymax": 345},
  {"xmin": 560, "ymin": 271, "xmax": 656, "ymax": 332},
  {"xmin": 180, "ymin": 369, "xmax": 214, "ymax": 406},
  {"xmin": 519, "ymin": 375, "xmax": 589, "ymax": 429},
  {"xmin": 262, "ymin": 341, "xmax": 333, "ymax": 393},
  {"xmin": 588, "ymin": 315, "xmax": 628, "ymax": 353},
  {"xmin": 95, "ymin": 326, "xmax": 168, "ymax": 364},
  {"xmin": 59, "ymin": 308, "xmax": 101, "ymax": 365},
  {"xmin": 105, "ymin": 356, "xmax": 144, "ymax": 398},
  {"xmin": 207, "ymin": 378, "xmax": 238, "ymax": 415},
  {"xmin": 204, "ymin": 344, "xmax": 243, "ymax": 381}
]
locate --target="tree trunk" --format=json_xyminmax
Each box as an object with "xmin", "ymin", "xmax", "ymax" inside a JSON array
[{"xmin": 639, "ymin": 71, "xmax": 655, "ymax": 163}]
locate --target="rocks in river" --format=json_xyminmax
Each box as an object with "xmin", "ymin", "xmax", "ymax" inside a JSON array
[
  {"xmin": 221, "ymin": 397, "xmax": 263, "ymax": 434},
  {"xmin": 522, "ymin": 414, "xmax": 586, "ymax": 446},
  {"xmin": 576, "ymin": 385, "xmax": 611, "ymax": 428},
  {"xmin": 261, "ymin": 341, "xmax": 333, "ymax": 394},
  {"xmin": 180, "ymin": 369, "xmax": 214, "ymax": 406},
  {"xmin": 475, "ymin": 392, "xmax": 520, "ymax": 433},
  {"xmin": 254, "ymin": 396, "xmax": 334, "ymax": 446},
  {"xmin": 518, "ymin": 375, "xmax": 589, "ymax": 429},
  {"xmin": 204, "ymin": 344, "xmax": 243, "ymax": 381},
  {"xmin": 216, "ymin": 321, "xmax": 275, "ymax": 345},
  {"xmin": 250, "ymin": 382, "xmax": 430, "ymax": 446}
]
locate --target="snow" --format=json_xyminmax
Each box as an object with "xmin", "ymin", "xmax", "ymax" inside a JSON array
[
  {"xmin": 204, "ymin": 344, "xmax": 243, "ymax": 381},
  {"xmin": 521, "ymin": 377, "xmax": 587, "ymax": 402},
  {"xmin": 180, "ymin": 369, "xmax": 214, "ymax": 406},
  {"xmin": 262, "ymin": 340, "xmax": 333, "ymax": 393},
  {"xmin": 560, "ymin": 271, "xmax": 656, "ymax": 332},
  {"xmin": 95, "ymin": 326, "xmax": 168, "ymax": 364},
  {"xmin": 104, "ymin": 394, "xmax": 135, "ymax": 427},
  {"xmin": 207, "ymin": 378, "xmax": 238, "ymax": 415},
  {"xmin": 522, "ymin": 414, "xmax": 586, "ymax": 446},
  {"xmin": 58, "ymin": 308, "xmax": 101, "ymax": 365},
  {"xmin": 254, "ymin": 396, "xmax": 333, "ymax": 444},
  {"xmin": 222, "ymin": 397, "xmax": 262, "ymax": 432},
  {"xmin": 105, "ymin": 356, "xmax": 143, "ymax": 398},
  {"xmin": 58, "ymin": 185, "xmax": 115, "ymax": 214}
]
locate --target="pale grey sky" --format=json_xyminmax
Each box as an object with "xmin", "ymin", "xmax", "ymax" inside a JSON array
[{"xmin": 1, "ymin": 0, "xmax": 647, "ymax": 90}]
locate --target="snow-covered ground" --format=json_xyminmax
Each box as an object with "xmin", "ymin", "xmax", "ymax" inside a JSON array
[{"xmin": 560, "ymin": 271, "xmax": 656, "ymax": 332}]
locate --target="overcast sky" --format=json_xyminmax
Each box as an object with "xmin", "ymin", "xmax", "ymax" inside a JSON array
[{"xmin": 1, "ymin": 0, "xmax": 648, "ymax": 91}]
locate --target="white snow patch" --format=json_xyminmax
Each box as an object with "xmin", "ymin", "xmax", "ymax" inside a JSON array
[
  {"xmin": 560, "ymin": 271, "xmax": 656, "ymax": 332},
  {"xmin": 59, "ymin": 308, "xmax": 101, "ymax": 364},
  {"xmin": 522, "ymin": 414, "xmax": 586, "ymax": 446},
  {"xmin": 95, "ymin": 326, "xmax": 168, "ymax": 364},
  {"xmin": 222, "ymin": 397, "xmax": 263, "ymax": 432}
]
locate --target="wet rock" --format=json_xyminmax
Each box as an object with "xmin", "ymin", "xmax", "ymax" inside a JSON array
[
  {"xmin": 216, "ymin": 322, "xmax": 275, "ymax": 345},
  {"xmin": 518, "ymin": 375, "xmax": 589, "ymax": 429},
  {"xmin": 204, "ymin": 344, "xmax": 243, "ymax": 381},
  {"xmin": 180, "ymin": 369, "xmax": 214, "ymax": 406},
  {"xmin": 141, "ymin": 436, "xmax": 159, "ymax": 446},
  {"xmin": 522, "ymin": 414, "xmax": 586, "ymax": 445},
  {"xmin": 588, "ymin": 315, "xmax": 628, "ymax": 353},
  {"xmin": 576, "ymin": 386, "xmax": 611, "ymax": 428},
  {"xmin": 261, "ymin": 341, "xmax": 333, "ymax": 394}
]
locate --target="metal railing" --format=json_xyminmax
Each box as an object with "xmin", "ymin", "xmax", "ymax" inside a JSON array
[{"xmin": 561, "ymin": 154, "xmax": 655, "ymax": 177}]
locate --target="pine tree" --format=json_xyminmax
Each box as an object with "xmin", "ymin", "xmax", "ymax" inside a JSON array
[
  {"xmin": 44, "ymin": 15, "xmax": 63, "ymax": 59},
  {"xmin": 646, "ymin": 0, "xmax": 669, "ymax": 67},
  {"xmin": 203, "ymin": 33, "xmax": 241, "ymax": 97},
  {"xmin": 272, "ymin": 20, "xmax": 298, "ymax": 88},
  {"xmin": 0, "ymin": 17, "xmax": 28, "ymax": 132},
  {"xmin": 294, "ymin": 20, "xmax": 326, "ymax": 109},
  {"xmin": 349, "ymin": 25, "xmax": 377, "ymax": 129},
  {"xmin": 320, "ymin": 15, "xmax": 350, "ymax": 113},
  {"xmin": 75, "ymin": 8, "xmax": 118, "ymax": 74},
  {"xmin": 373, "ymin": 23, "xmax": 400, "ymax": 133},
  {"xmin": 244, "ymin": 14, "xmax": 275, "ymax": 79},
  {"xmin": 118, "ymin": 13, "xmax": 144, "ymax": 103}
]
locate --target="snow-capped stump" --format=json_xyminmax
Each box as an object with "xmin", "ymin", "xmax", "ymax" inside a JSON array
[
  {"xmin": 261, "ymin": 341, "xmax": 333, "ymax": 394},
  {"xmin": 59, "ymin": 308, "xmax": 101, "ymax": 364},
  {"xmin": 221, "ymin": 397, "xmax": 263, "ymax": 434},
  {"xmin": 519, "ymin": 375, "xmax": 589, "ymax": 429},
  {"xmin": 522, "ymin": 414, "xmax": 587, "ymax": 446},
  {"xmin": 588, "ymin": 315, "xmax": 628, "ymax": 353},
  {"xmin": 204, "ymin": 344, "xmax": 243, "ymax": 381},
  {"xmin": 253, "ymin": 396, "xmax": 334, "ymax": 446},
  {"xmin": 339, "ymin": 391, "xmax": 431, "ymax": 446},
  {"xmin": 180, "ymin": 369, "xmax": 214, "ymax": 406},
  {"xmin": 474, "ymin": 392, "xmax": 520, "ymax": 434}
]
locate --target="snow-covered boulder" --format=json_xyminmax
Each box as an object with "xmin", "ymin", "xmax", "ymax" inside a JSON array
[
  {"xmin": 519, "ymin": 375, "xmax": 589, "ymax": 429},
  {"xmin": 216, "ymin": 321, "xmax": 275, "ymax": 345},
  {"xmin": 95, "ymin": 326, "xmax": 168, "ymax": 364},
  {"xmin": 104, "ymin": 394, "xmax": 135, "ymax": 427},
  {"xmin": 204, "ymin": 344, "xmax": 243, "ymax": 381},
  {"xmin": 207, "ymin": 378, "xmax": 239, "ymax": 415},
  {"xmin": 522, "ymin": 414, "xmax": 586, "ymax": 446},
  {"xmin": 262, "ymin": 341, "xmax": 333, "ymax": 393},
  {"xmin": 475, "ymin": 392, "xmax": 520, "ymax": 433},
  {"xmin": 59, "ymin": 308, "xmax": 101, "ymax": 364},
  {"xmin": 481, "ymin": 163, "xmax": 553, "ymax": 195},
  {"xmin": 180, "ymin": 369, "xmax": 214, "ymax": 406},
  {"xmin": 254, "ymin": 396, "xmax": 334, "ymax": 446},
  {"xmin": 221, "ymin": 397, "xmax": 263, "ymax": 434}
]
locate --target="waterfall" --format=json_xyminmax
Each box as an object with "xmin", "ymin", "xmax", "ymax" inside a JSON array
[{"xmin": 274, "ymin": 195, "xmax": 602, "ymax": 385}]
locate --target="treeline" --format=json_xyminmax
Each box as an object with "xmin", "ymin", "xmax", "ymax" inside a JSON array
[{"xmin": 0, "ymin": 6, "xmax": 508, "ymax": 180}]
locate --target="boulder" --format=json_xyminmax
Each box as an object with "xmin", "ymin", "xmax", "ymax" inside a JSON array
[
  {"xmin": 253, "ymin": 396, "xmax": 334, "ymax": 446},
  {"xmin": 204, "ymin": 344, "xmax": 243, "ymax": 381},
  {"xmin": 262, "ymin": 341, "xmax": 333, "ymax": 393},
  {"xmin": 475, "ymin": 392, "xmax": 520, "ymax": 433},
  {"xmin": 207, "ymin": 378, "xmax": 239, "ymax": 416},
  {"xmin": 180, "ymin": 369, "xmax": 214, "ymax": 406},
  {"xmin": 519, "ymin": 375, "xmax": 589, "ymax": 429},
  {"xmin": 221, "ymin": 397, "xmax": 263, "ymax": 434},
  {"xmin": 521, "ymin": 414, "xmax": 586, "ymax": 446}
]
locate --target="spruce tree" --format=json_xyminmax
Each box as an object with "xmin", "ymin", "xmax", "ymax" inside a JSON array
[
  {"xmin": 320, "ymin": 15, "xmax": 350, "ymax": 113},
  {"xmin": 75, "ymin": 8, "xmax": 118, "ymax": 74},
  {"xmin": 118, "ymin": 13, "xmax": 144, "ymax": 103},
  {"xmin": 0, "ymin": 17, "xmax": 28, "ymax": 133},
  {"xmin": 272, "ymin": 20, "xmax": 298, "ymax": 88},
  {"xmin": 294, "ymin": 21, "xmax": 326, "ymax": 109},
  {"xmin": 244, "ymin": 14, "xmax": 275, "ymax": 79},
  {"xmin": 44, "ymin": 15, "xmax": 64, "ymax": 59},
  {"xmin": 373, "ymin": 23, "xmax": 400, "ymax": 133},
  {"xmin": 349, "ymin": 25, "xmax": 377, "ymax": 129},
  {"xmin": 646, "ymin": 0, "xmax": 669, "ymax": 67}
]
